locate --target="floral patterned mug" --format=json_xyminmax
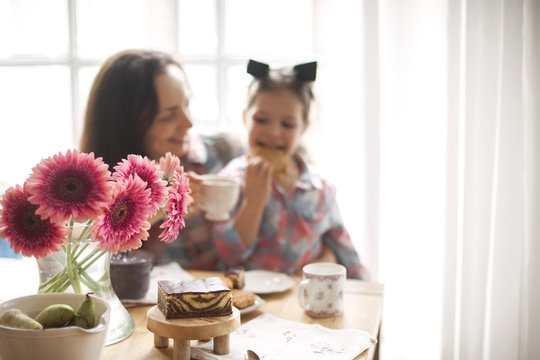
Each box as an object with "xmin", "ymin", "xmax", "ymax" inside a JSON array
[{"xmin": 297, "ymin": 262, "xmax": 346, "ymax": 318}]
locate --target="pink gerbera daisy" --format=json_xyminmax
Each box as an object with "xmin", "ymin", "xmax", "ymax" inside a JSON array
[
  {"xmin": 159, "ymin": 152, "xmax": 182, "ymax": 184},
  {"xmin": 26, "ymin": 150, "xmax": 112, "ymax": 224},
  {"xmin": 0, "ymin": 185, "xmax": 70, "ymax": 258},
  {"xmin": 113, "ymin": 155, "xmax": 167, "ymax": 216},
  {"xmin": 92, "ymin": 175, "xmax": 152, "ymax": 253},
  {"xmin": 159, "ymin": 171, "xmax": 193, "ymax": 243}
]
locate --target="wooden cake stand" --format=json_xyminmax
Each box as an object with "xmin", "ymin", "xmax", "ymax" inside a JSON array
[{"xmin": 146, "ymin": 306, "xmax": 240, "ymax": 360}]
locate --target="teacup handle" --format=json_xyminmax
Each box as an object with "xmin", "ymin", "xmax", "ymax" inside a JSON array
[{"xmin": 297, "ymin": 279, "xmax": 312, "ymax": 311}]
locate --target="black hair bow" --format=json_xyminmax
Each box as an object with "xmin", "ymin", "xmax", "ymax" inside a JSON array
[
  {"xmin": 247, "ymin": 59, "xmax": 317, "ymax": 82},
  {"xmin": 247, "ymin": 60, "xmax": 269, "ymax": 78},
  {"xmin": 293, "ymin": 61, "xmax": 317, "ymax": 82}
]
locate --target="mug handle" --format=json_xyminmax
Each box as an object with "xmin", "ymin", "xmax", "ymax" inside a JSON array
[{"xmin": 297, "ymin": 279, "xmax": 312, "ymax": 311}]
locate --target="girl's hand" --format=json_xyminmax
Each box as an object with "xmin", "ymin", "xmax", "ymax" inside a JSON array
[
  {"xmin": 232, "ymin": 156, "xmax": 273, "ymax": 248},
  {"xmin": 244, "ymin": 156, "xmax": 273, "ymax": 209},
  {"xmin": 314, "ymin": 244, "xmax": 337, "ymax": 263}
]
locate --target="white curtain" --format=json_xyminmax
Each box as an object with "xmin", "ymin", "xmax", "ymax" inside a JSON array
[
  {"xmin": 315, "ymin": 0, "xmax": 540, "ymax": 359},
  {"xmin": 443, "ymin": 0, "xmax": 540, "ymax": 358},
  {"xmin": 377, "ymin": 1, "xmax": 447, "ymax": 358}
]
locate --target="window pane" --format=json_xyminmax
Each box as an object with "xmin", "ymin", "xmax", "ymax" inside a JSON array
[
  {"xmin": 183, "ymin": 65, "xmax": 218, "ymax": 125},
  {"xmin": 178, "ymin": 0, "xmax": 217, "ymax": 56},
  {"xmin": 77, "ymin": 0, "xmax": 176, "ymax": 58},
  {"xmin": 224, "ymin": 0, "xmax": 313, "ymax": 57},
  {"xmin": 76, "ymin": 66, "xmax": 100, "ymax": 147},
  {"xmin": 0, "ymin": 0, "xmax": 68, "ymax": 58},
  {"xmin": 147, "ymin": 0, "xmax": 177, "ymax": 54},
  {"xmin": 0, "ymin": 67, "xmax": 72, "ymax": 185},
  {"xmin": 225, "ymin": 65, "xmax": 251, "ymax": 128}
]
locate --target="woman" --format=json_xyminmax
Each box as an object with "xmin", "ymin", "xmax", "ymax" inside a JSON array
[{"xmin": 80, "ymin": 49, "xmax": 228, "ymax": 270}]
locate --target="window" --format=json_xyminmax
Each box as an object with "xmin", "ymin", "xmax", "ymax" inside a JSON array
[
  {"xmin": 0, "ymin": 0, "xmax": 368, "ymax": 277},
  {"xmin": 0, "ymin": 0, "xmax": 316, "ymax": 185}
]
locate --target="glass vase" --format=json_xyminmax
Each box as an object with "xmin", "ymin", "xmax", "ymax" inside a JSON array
[{"xmin": 36, "ymin": 238, "xmax": 134, "ymax": 345}]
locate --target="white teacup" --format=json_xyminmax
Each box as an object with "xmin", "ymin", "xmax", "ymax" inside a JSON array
[
  {"xmin": 297, "ymin": 262, "xmax": 346, "ymax": 318},
  {"xmin": 198, "ymin": 175, "xmax": 241, "ymax": 221}
]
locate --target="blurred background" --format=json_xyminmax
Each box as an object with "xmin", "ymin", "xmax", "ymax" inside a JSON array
[
  {"xmin": 0, "ymin": 0, "xmax": 374, "ymax": 289},
  {"xmin": 1, "ymin": 0, "xmax": 539, "ymax": 359}
]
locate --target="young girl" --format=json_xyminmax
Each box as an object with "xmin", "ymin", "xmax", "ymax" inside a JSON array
[{"xmin": 213, "ymin": 60, "xmax": 367, "ymax": 279}]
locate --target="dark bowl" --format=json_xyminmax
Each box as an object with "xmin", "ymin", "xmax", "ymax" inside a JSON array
[{"xmin": 110, "ymin": 249, "xmax": 154, "ymax": 300}]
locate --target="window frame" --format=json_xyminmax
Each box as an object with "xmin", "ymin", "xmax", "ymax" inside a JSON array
[{"xmin": 0, "ymin": 0, "xmax": 319, "ymax": 143}]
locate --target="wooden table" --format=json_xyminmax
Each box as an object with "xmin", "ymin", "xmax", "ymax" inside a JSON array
[
  {"xmin": 101, "ymin": 270, "xmax": 384, "ymax": 360},
  {"xmin": 0, "ymin": 259, "xmax": 383, "ymax": 360}
]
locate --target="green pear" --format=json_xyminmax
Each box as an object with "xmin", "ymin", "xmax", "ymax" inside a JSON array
[
  {"xmin": 69, "ymin": 292, "xmax": 95, "ymax": 329},
  {"xmin": 34, "ymin": 304, "xmax": 74, "ymax": 328},
  {"xmin": 0, "ymin": 309, "xmax": 43, "ymax": 330}
]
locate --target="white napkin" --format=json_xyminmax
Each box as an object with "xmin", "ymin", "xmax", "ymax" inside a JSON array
[
  {"xmin": 120, "ymin": 262, "xmax": 193, "ymax": 307},
  {"xmin": 191, "ymin": 313, "xmax": 377, "ymax": 360}
]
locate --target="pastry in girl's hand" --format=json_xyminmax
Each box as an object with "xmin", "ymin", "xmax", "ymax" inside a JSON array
[{"xmin": 247, "ymin": 146, "xmax": 289, "ymax": 179}]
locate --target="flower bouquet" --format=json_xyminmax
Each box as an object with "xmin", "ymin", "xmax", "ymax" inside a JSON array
[{"xmin": 0, "ymin": 149, "xmax": 192, "ymax": 343}]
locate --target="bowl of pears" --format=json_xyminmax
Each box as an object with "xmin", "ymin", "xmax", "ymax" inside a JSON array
[{"xmin": 0, "ymin": 292, "xmax": 110, "ymax": 360}]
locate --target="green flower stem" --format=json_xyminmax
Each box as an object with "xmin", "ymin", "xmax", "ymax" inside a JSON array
[
  {"xmin": 39, "ymin": 270, "xmax": 67, "ymax": 292},
  {"xmin": 50, "ymin": 253, "xmax": 105, "ymax": 294},
  {"xmin": 71, "ymin": 266, "xmax": 82, "ymax": 293},
  {"xmin": 39, "ymin": 219, "xmax": 109, "ymax": 294},
  {"xmin": 40, "ymin": 270, "xmax": 70, "ymax": 293},
  {"xmin": 38, "ymin": 267, "xmax": 67, "ymax": 290},
  {"xmin": 39, "ymin": 242, "xmax": 80, "ymax": 292},
  {"xmin": 56, "ymin": 279, "xmax": 74, "ymax": 293},
  {"xmin": 80, "ymin": 249, "xmax": 107, "ymax": 271},
  {"xmin": 77, "ymin": 220, "xmax": 92, "ymax": 241},
  {"xmin": 78, "ymin": 250, "xmax": 109, "ymax": 293},
  {"xmin": 70, "ymin": 220, "xmax": 92, "ymax": 258},
  {"xmin": 39, "ymin": 246, "xmax": 108, "ymax": 294},
  {"xmin": 64, "ymin": 218, "xmax": 83, "ymax": 293},
  {"xmin": 80, "ymin": 272, "xmax": 102, "ymax": 293},
  {"xmin": 73, "ymin": 242, "xmax": 90, "ymax": 261},
  {"xmin": 76, "ymin": 247, "xmax": 103, "ymax": 267}
]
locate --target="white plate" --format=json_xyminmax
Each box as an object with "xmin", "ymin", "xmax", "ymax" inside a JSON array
[
  {"xmin": 243, "ymin": 270, "xmax": 295, "ymax": 294},
  {"xmin": 239, "ymin": 294, "xmax": 265, "ymax": 315}
]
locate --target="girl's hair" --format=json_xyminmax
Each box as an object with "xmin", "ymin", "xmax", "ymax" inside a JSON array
[
  {"xmin": 246, "ymin": 66, "xmax": 315, "ymax": 125},
  {"xmin": 80, "ymin": 49, "xmax": 185, "ymax": 168}
]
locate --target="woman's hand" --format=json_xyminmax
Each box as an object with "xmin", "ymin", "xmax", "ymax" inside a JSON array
[
  {"xmin": 148, "ymin": 208, "xmax": 166, "ymax": 225},
  {"xmin": 185, "ymin": 171, "xmax": 203, "ymax": 213}
]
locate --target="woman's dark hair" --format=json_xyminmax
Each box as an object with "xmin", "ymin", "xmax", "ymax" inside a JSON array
[
  {"xmin": 246, "ymin": 66, "xmax": 315, "ymax": 124},
  {"xmin": 80, "ymin": 49, "xmax": 184, "ymax": 168}
]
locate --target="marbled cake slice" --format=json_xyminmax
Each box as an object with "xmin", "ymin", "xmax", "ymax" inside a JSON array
[{"xmin": 157, "ymin": 277, "xmax": 232, "ymax": 319}]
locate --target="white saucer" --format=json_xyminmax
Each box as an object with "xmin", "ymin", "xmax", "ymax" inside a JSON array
[
  {"xmin": 243, "ymin": 270, "xmax": 295, "ymax": 294},
  {"xmin": 239, "ymin": 295, "xmax": 265, "ymax": 315}
]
